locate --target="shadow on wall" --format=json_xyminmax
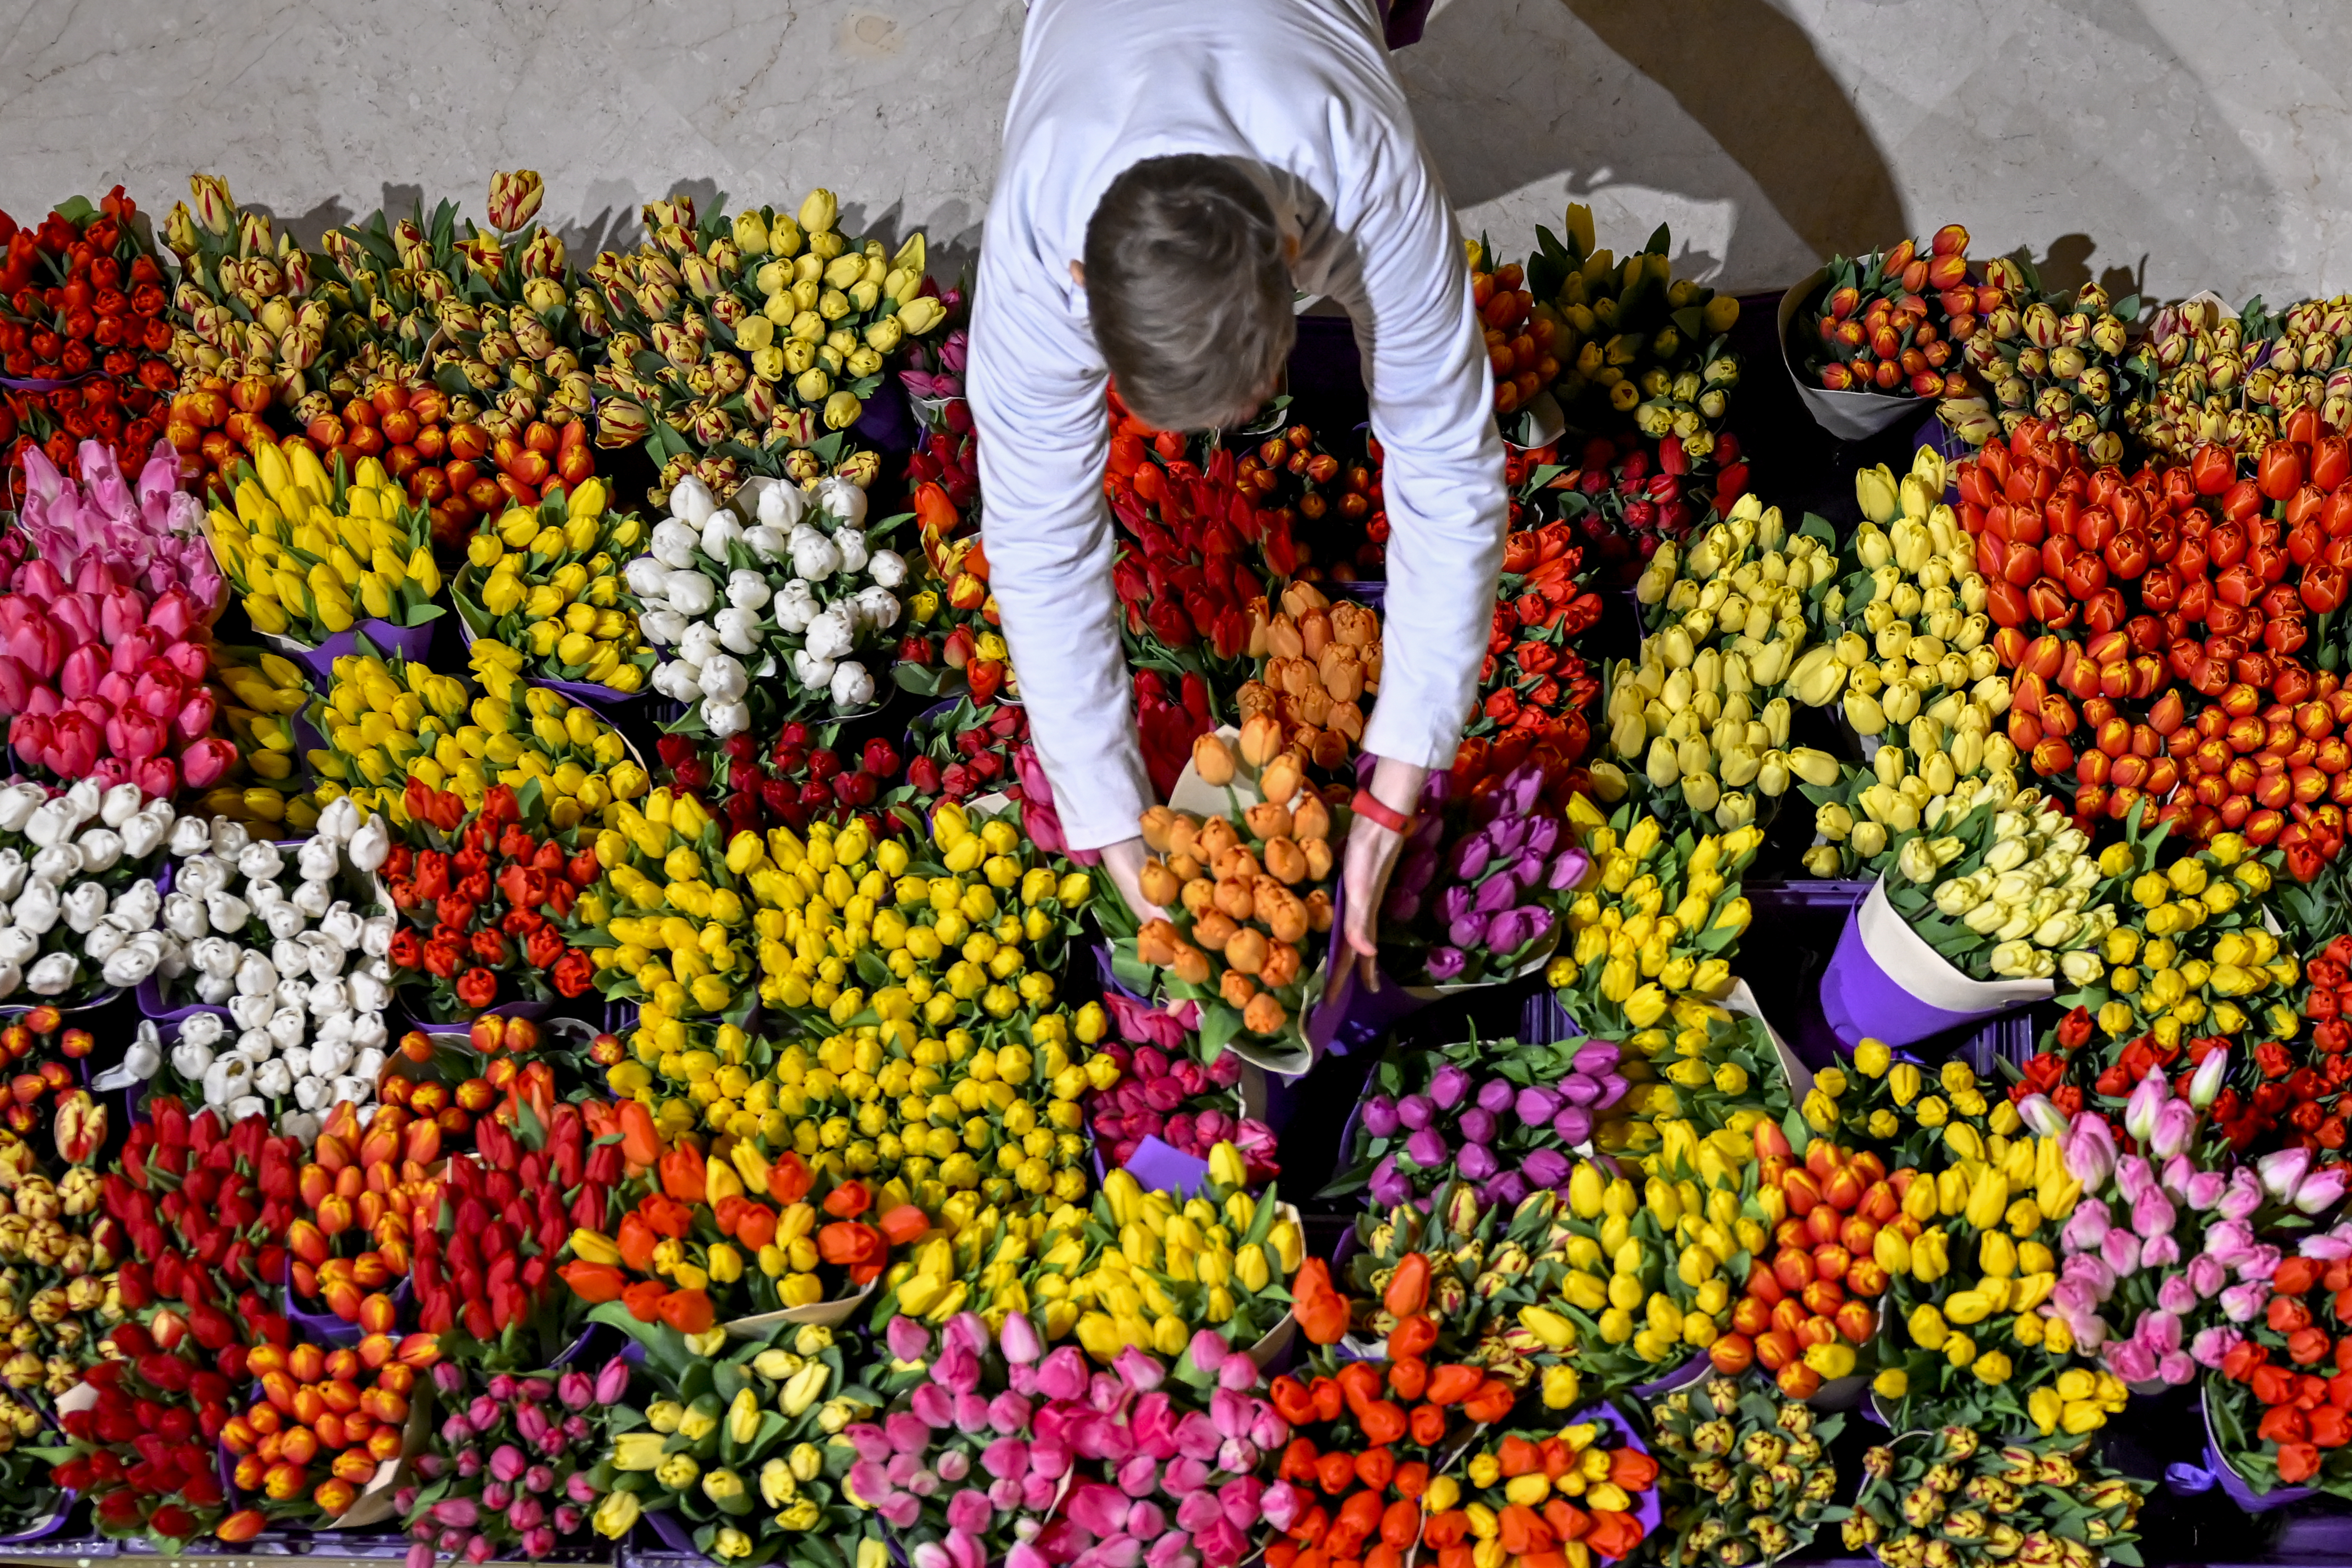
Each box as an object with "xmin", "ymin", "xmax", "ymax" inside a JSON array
[{"xmin": 1406, "ymin": 0, "xmax": 1905, "ymax": 264}]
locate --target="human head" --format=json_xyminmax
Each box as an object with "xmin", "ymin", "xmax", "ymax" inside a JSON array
[{"xmin": 1082, "ymin": 154, "xmax": 1294, "ymax": 432}]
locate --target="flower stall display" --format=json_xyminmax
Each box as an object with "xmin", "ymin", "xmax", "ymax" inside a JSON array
[
  {"xmin": 456, "ymin": 480, "xmax": 653, "ymax": 696},
  {"xmin": 0, "ymin": 1009, "xmax": 100, "ymax": 1136},
  {"xmin": 1520, "ymin": 209, "xmax": 1743, "ymax": 451},
  {"xmin": 285, "ymin": 380, "xmax": 573, "ymax": 556},
  {"xmin": 2125, "ymin": 295, "xmax": 2352, "ymax": 465},
  {"xmin": 1647, "ymin": 1375, "xmax": 1844, "ymax": 1568},
  {"xmin": 1963, "ymin": 269, "xmax": 2138, "ymax": 461},
  {"xmin": 207, "ymin": 644, "xmax": 324, "ymax": 829},
  {"xmin": 630, "ymin": 472, "xmax": 908, "ymax": 732},
  {"xmin": 894, "ymin": 698, "xmax": 1027, "ymax": 810},
  {"xmin": 380, "ymin": 780, "xmax": 599, "ymax": 1018},
  {"xmin": 1844, "ymin": 1428, "xmax": 2147, "ymax": 1568},
  {"xmin": 0, "ymin": 188, "xmax": 180, "ymax": 502},
  {"xmin": 0, "ymin": 1384, "xmax": 64, "ymax": 1536},
  {"xmin": 665, "ymin": 724, "xmax": 905, "ymax": 840},
  {"xmin": 2206, "ymin": 1250, "xmax": 2352, "ymax": 1498},
  {"xmin": 1459, "ymin": 520, "xmax": 1605, "ymax": 775},
  {"xmin": 0, "ymin": 778, "xmax": 179, "ymax": 1001},
  {"xmin": 115, "ymin": 799, "xmax": 394, "ymax": 1120},
  {"xmin": 46, "ymin": 1317, "xmax": 249, "ymax": 1546},
  {"xmin": 567, "ymin": 784, "xmax": 759, "ymax": 1024},
  {"xmin": 1337, "ymin": 1031, "xmax": 1624, "ymax": 1209},
  {"xmin": 401, "ymin": 1357, "xmax": 627, "ymax": 1565},
  {"xmin": 1126, "ymin": 724, "xmax": 1341, "ymax": 1067},
  {"xmin": 202, "ymin": 438, "xmax": 444, "ymax": 645},
  {"xmin": 598, "ymin": 1322, "xmax": 875, "ymax": 1567},
  {"xmin": 13, "ymin": 434, "xmax": 223, "ymax": 611},
  {"xmin": 586, "ymin": 190, "xmax": 949, "ymax": 507},
  {"xmin": 1547, "ymin": 807, "xmax": 1758, "ymax": 1043},
  {"xmin": 1229, "ymin": 422, "xmax": 1383, "ymax": 584},
  {"xmin": 220, "ymin": 1336, "xmax": 435, "ymax": 1528}
]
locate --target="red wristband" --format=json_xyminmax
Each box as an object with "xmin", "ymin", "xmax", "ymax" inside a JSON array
[{"xmin": 1350, "ymin": 787, "xmax": 1410, "ymax": 834}]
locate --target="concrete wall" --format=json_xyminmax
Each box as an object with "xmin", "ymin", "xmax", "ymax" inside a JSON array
[{"xmin": 4, "ymin": 0, "xmax": 2349, "ymax": 304}]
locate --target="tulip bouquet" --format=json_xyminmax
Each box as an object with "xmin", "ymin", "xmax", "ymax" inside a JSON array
[
  {"xmin": 15, "ymin": 432, "xmax": 222, "ymax": 606},
  {"xmin": 1450, "ymin": 1413, "xmax": 1661, "ymax": 1566},
  {"xmin": 220, "ymin": 1332, "xmax": 441, "ymax": 1528},
  {"xmin": 124, "ymin": 802, "xmax": 395, "ymax": 1120},
  {"xmin": 1842, "ymin": 1428, "xmax": 2147, "ymax": 1568},
  {"xmin": 0, "ymin": 1007, "xmax": 100, "ymax": 1140},
  {"xmin": 597, "ymin": 1322, "xmax": 875, "ymax": 1567},
  {"xmin": 1547, "ymin": 808, "xmax": 1756, "ymax": 1043},
  {"xmin": 2123, "ymin": 294, "xmax": 2352, "ymax": 464},
  {"xmin": 1376, "ymin": 760, "xmax": 1586, "ymax": 986},
  {"xmin": 45, "ymin": 1317, "xmax": 246, "ymax": 1546},
  {"xmin": 286, "ymin": 380, "xmax": 564, "ymax": 556},
  {"xmin": 662, "ymin": 726, "xmax": 902, "ymax": 840},
  {"xmin": 897, "ymin": 698, "xmax": 1029, "ymax": 809},
  {"xmin": 1961, "ymin": 270, "xmax": 2139, "ymax": 460},
  {"xmin": 1870, "ymin": 1128, "xmax": 2128, "ymax": 1437},
  {"xmin": 844, "ymin": 1312, "xmax": 1284, "ymax": 1568},
  {"xmin": 205, "ymin": 438, "xmax": 446, "ymax": 643},
  {"xmin": 1083, "ymin": 1038, "xmax": 1278, "ymax": 1182},
  {"xmin": 1338, "ymin": 1032, "xmax": 1625, "ymax": 1210},
  {"xmin": 633, "ymin": 473, "xmax": 909, "ymax": 732},
  {"xmin": 1464, "ymin": 520, "xmax": 1605, "ymax": 759},
  {"xmin": 0, "ymin": 189, "xmax": 180, "ymax": 506},
  {"xmin": 2042, "ymin": 827, "xmax": 2296, "ymax": 1069},
  {"xmin": 161, "ymin": 174, "xmax": 338, "ymax": 413},
  {"xmin": 602, "ymin": 919, "xmax": 1099, "ymax": 1201},
  {"xmin": 1105, "ymin": 406, "xmax": 1294, "ymax": 673},
  {"xmin": 400, "ymin": 1357, "xmax": 625, "ymax": 1565},
  {"xmin": 1617, "ymin": 498, "xmax": 1844, "ymax": 832},
  {"xmin": 1545, "ymin": 1146, "xmax": 1752, "ymax": 1398},
  {"xmin": 894, "ymin": 571, "xmax": 1017, "ymax": 707},
  {"xmin": 208, "ymin": 644, "xmax": 324, "ymax": 831},
  {"xmin": 0, "ymin": 778, "xmax": 180, "ymax": 1002},
  {"xmin": 1519, "ymin": 210, "xmax": 1742, "ymax": 452},
  {"xmin": 1647, "ymin": 1376, "xmax": 1844, "ymax": 1568},
  {"xmin": 1710, "ymin": 1121, "xmax": 1898, "ymax": 1398},
  {"xmin": 0, "ymin": 1387, "xmax": 62, "ymax": 1535},
  {"xmin": 1229, "ymin": 421, "xmax": 1384, "ymax": 582},
  {"xmin": 456, "ymin": 479, "xmax": 654, "ymax": 695},
  {"xmin": 1231, "ymin": 582, "xmax": 1381, "ymax": 773},
  {"xmin": 0, "ymin": 536, "xmax": 239, "ymax": 801},
  {"xmin": 1127, "ymin": 725, "xmax": 1341, "ymax": 1063},
  {"xmin": 569, "ymin": 785, "xmax": 760, "ymax": 1023},
  {"xmin": 2206, "ymin": 1248, "xmax": 2352, "ymax": 1496},
  {"xmin": 1857, "ymin": 787, "xmax": 2116, "ymax": 983},
  {"xmin": 1340, "ymin": 1183, "xmax": 1577, "ymax": 1388},
  {"xmin": 587, "ymin": 190, "xmax": 948, "ymax": 506},
  {"xmin": 566, "ymin": 1097, "xmax": 922, "ymax": 1328},
  {"xmin": 383, "ymin": 780, "xmax": 600, "ymax": 1017},
  {"xmin": 103, "ymin": 1097, "xmax": 306, "ymax": 1317},
  {"xmin": 1465, "ymin": 244, "xmax": 1560, "ymax": 420},
  {"xmin": 1798, "ymin": 226, "xmax": 1984, "ymax": 402},
  {"xmin": 1133, "ymin": 668, "xmax": 1217, "ymax": 799}
]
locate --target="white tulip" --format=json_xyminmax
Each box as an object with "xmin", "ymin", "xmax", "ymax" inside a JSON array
[
  {"xmin": 773, "ymin": 582, "xmax": 818, "ymax": 635},
  {"xmin": 830, "ymin": 661, "xmax": 877, "ymax": 710},
  {"xmin": 701, "ymin": 510, "xmax": 745, "ymax": 561},
  {"xmin": 169, "ymin": 816, "xmax": 216, "ymax": 857},
  {"xmin": 12, "ymin": 882, "xmax": 58, "ymax": 936},
  {"xmin": 24, "ymin": 952, "xmax": 77, "ymax": 995},
  {"xmin": 743, "ymin": 524, "xmax": 788, "ymax": 564},
  {"xmin": 228, "ymin": 993, "xmax": 273, "ymax": 1032},
  {"xmin": 83, "ymin": 925, "xmax": 125, "ymax": 964},
  {"xmin": 868, "ymin": 549, "xmax": 908, "ymax": 589},
  {"xmin": 833, "ymin": 527, "xmax": 870, "ymax": 573},
  {"xmin": 679, "ymin": 620, "xmax": 722, "ymax": 668},
  {"xmin": 652, "ymin": 661, "xmax": 701, "ymax": 702},
  {"xmin": 181, "ymin": 1013, "xmax": 227, "ymax": 1049},
  {"xmin": 0, "ymin": 929, "xmax": 34, "ymax": 968},
  {"xmin": 651, "ymin": 518, "xmax": 701, "ymax": 570},
  {"xmin": 297, "ymin": 837, "xmax": 340, "ymax": 882},
  {"xmin": 726, "ymin": 570, "xmax": 772, "ymax": 611},
  {"xmin": 699, "ymin": 654, "xmax": 750, "ymax": 702},
  {"xmin": 29, "ymin": 845, "xmax": 82, "ymax": 885},
  {"xmin": 714, "ymin": 607, "xmax": 764, "ymax": 655},
  {"xmin": 77, "ymin": 828, "xmax": 123, "ymax": 875},
  {"xmin": 315, "ymin": 796, "xmax": 362, "ymax": 844},
  {"xmin": 290, "ymin": 879, "xmax": 333, "ymax": 920},
  {"xmin": 816, "ymin": 474, "xmax": 867, "ymax": 526},
  {"xmin": 669, "ymin": 474, "xmax": 717, "ymax": 528},
  {"xmin": 788, "ymin": 527, "xmax": 842, "ymax": 582},
  {"xmin": 0, "ymin": 786, "xmax": 40, "ymax": 835},
  {"xmin": 640, "ymin": 609, "xmax": 688, "ymax": 647},
  {"xmin": 254, "ymin": 1059, "xmax": 294, "ymax": 1099},
  {"xmin": 99, "ymin": 782, "xmax": 145, "ymax": 828},
  {"xmin": 803, "ymin": 608, "xmax": 856, "ymax": 662},
  {"xmin": 665, "ymin": 571, "xmax": 717, "ymax": 618},
  {"xmin": 625, "ymin": 555, "xmax": 673, "ymax": 600},
  {"xmin": 202, "ymin": 1056, "xmax": 252, "ymax": 1108},
  {"xmin": 851, "ymin": 585, "xmax": 901, "ymax": 631},
  {"xmin": 792, "ymin": 650, "xmax": 837, "ymax": 692},
  {"xmin": 757, "ymin": 479, "xmax": 808, "ymax": 530},
  {"xmin": 703, "ymin": 699, "xmax": 751, "ymax": 738},
  {"xmin": 107, "ymin": 880, "xmax": 160, "ymax": 932},
  {"xmin": 211, "ymin": 819, "xmax": 250, "ymax": 858}
]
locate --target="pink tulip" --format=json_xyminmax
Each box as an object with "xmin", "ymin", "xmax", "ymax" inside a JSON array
[
  {"xmin": 109, "ymin": 631, "xmax": 154, "ymax": 676},
  {"xmin": 181, "ymin": 738, "xmax": 236, "ymax": 790},
  {"xmin": 0, "ymin": 656, "xmax": 29, "ymax": 718},
  {"xmin": 49, "ymin": 713, "xmax": 99, "ymax": 778},
  {"xmin": 163, "ymin": 639, "xmax": 206, "ymax": 683},
  {"xmin": 15, "ymin": 560, "xmax": 61, "ymax": 605},
  {"xmin": 150, "ymin": 589, "xmax": 197, "ymax": 640},
  {"xmin": 58, "ymin": 644, "xmax": 103, "ymax": 703},
  {"xmin": 49, "ymin": 594, "xmax": 96, "ymax": 646}
]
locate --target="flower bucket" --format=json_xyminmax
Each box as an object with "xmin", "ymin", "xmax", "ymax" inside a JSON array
[
  {"xmin": 2168, "ymin": 1386, "xmax": 2321, "ymax": 1513},
  {"xmin": 262, "ymin": 619, "xmax": 438, "ymax": 687},
  {"xmin": 643, "ymin": 1507, "xmax": 709, "ymax": 1562},
  {"xmin": 132, "ymin": 968, "xmax": 233, "ymax": 1026},
  {"xmin": 1777, "ymin": 268, "xmax": 1926, "ymax": 443},
  {"xmin": 1331, "ymin": 578, "xmax": 1387, "ymax": 608},
  {"xmin": 1630, "ymin": 1353, "xmax": 1711, "ymax": 1400},
  {"xmin": 281, "ymin": 1250, "xmax": 412, "ymax": 1350},
  {"xmin": 398, "ymin": 985, "xmax": 557, "ymax": 1029},
  {"xmin": 1576, "ymin": 1400, "xmax": 1666, "ymax": 1543},
  {"xmin": 0, "ymin": 1490, "xmax": 73, "ymax": 1545},
  {"xmin": 1817, "ymin": 876, "xmax": 2052, "ymax": 1049}
]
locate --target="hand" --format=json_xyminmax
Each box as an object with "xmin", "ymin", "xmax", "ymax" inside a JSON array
[
  {"xmin": 1330, "ymin": 754, "xmax": 1427, "ymax": 1001},
  {"xmin": 1098, "ymin": 836, "xmax": 1167, "ymax": 925}
]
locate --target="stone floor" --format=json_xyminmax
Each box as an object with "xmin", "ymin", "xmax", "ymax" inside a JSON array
[{"xmin": 0, "ymin": 0, "xmax": 2347, "ymax": 303}]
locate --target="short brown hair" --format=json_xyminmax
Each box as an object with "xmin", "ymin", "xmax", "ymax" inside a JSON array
[{"xmin": 1084, "ymin": 155, "xmax": 1295, "ymax": 432}]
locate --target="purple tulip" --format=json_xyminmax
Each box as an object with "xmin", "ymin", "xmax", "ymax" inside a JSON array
[
  {"xmin": 1486, "ymin": 1170, "xmax": 1530, "ymax": 1208},
  {"xmin": 1369, "ymin": 1159, "xmax": 1412, "ymax": 1207},
  {"xmin": 1485, "ymin": 908, "xmax": 1535, "ymax": 955},
  {"xmin": 1516, "ymin": 1085, "xmax": 1562, "ymax": 1124},
  {"xmin": 1429, "ymin": 1065, "xmax": 1471, "ymax": 1110},
  {"xmin": 1476, "ymin": 1078, "xmax": 1514, "ymax": 1114},
  {"xmin": 1397, "ymin": 1093, "xmax": 1436, "ymax": 1130},
  {"xmin": 1459, "ymin": 1108, "xmax": 1498, "ymax": 1145},
  {"xmin": 1446, "ymin": 914, "xmax": 1486, "ymax": 949},
  {"xmin": 1561, "ymin": 1072, "xmax": 1602, "ymax": 1106},
  {"xmin": 1360, "ymin": 1095, "xmax": 1400, "ymax": 1138},
  {"xmin": 1405, "ymin": 1127, "xmax": 1448, "ymax": 1168},
  {"xmin": 1448, "ymin": 831, "xmax": 1493, "ymax": 882},
  {"xmin": 1552, "ymin": 1106, "xmax": 1593, "ymax": 1144},
  {"xmin": 1434, "ymin": 885, "xmax": 1475, "ymax": 927},
  {"xmin": 1510, "ymin": 850, "xmax": 1549, "ymax": 889},
  {"xmin": 1524, "ymin": 1148, "xmax": 1571, "ymax": 1189},
  {"xmin": 1524, "ymin": 816, "xmax": 1561, "ymax": 858},
  {"xmin": 1425, "ymin": 947, "xmax": 1468, "ymax": 982},
  {"xmin": 1474, "ymin": 872, "xmax": 1522, "ymax": 915},
  {"xmin": 1458, "ymin": 1143, "xmax": 1499, "ymax": 1182},
  {"xmin": 1573, "ymin": 1040, "xmax": 1620, "ymax": 1075},
  {"xmin": 1488, "ymin": 817, "xmax": 1529, "ymax": 856}
]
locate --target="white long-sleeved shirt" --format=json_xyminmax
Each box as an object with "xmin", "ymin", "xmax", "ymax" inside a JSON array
[{"xmin": 967, "ymin": 0, "xmax": 1506, "ymax": 851}]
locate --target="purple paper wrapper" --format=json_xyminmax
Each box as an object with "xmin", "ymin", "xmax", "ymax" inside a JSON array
[
  {"xmin": 1578, "ymin": 1401, "xmax": 1665, "ymax": 1540},
  {"xmin": 1304, "ymin": 878, "xmax": 1433, "ymax": 1058},
  {"xmin": 643, "ymin": 1507, "xmax": 702, "ymax": 1557},
  {"xmin": 1819, "ymin": 904, "xmax": 2017, "ymax": 1049},
  {"xmin": 2164, "ymin": 1390, "xmax": 2321, "ymax": 1513},
  {"xmin": 282, "ymin": 1251, "xmax": 412, "ymax": 1348},
  {"xmin": 851, "ymin": 376, "xmax": 917, "ymax": 453},
  {"xmin": 269, "ymin": 619, "xmax": 437, "ymax": 686},
  {"xmin": 1332, "ymin": 579, "xmax": 1387, "ymax": 608},
  {"xmin": 455, "ymin": 612, "xmax": 644, "ymax": 714},
  {"xmin": 0, "ymin": 1489, "xmax": 72, "ymax": 1545},
  {"xmin": 1630, "ymin": 1353, "xmax": 1711, "ymax": 1400},
  {"xmin": 1120, "ymin": 1135, "xmax": 1214, "ymax": 1198}
]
